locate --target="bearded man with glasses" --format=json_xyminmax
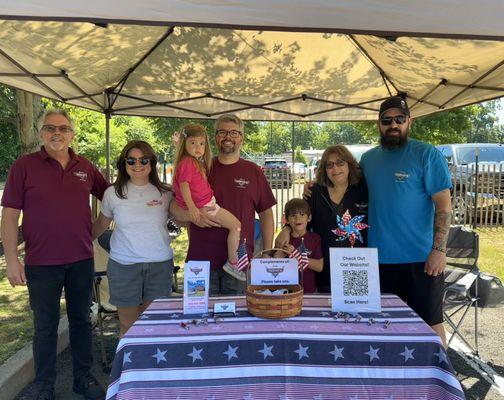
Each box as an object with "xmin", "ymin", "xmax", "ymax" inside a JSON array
[
  {"xmin": 360, "ymin": 96, "xmax": 452, "ymax": 347},
  {"xmin": 183, "ymin": 114, "xmax": 276, "ymax": 295},
  {"xmin": 1, "ymin": 109, "xmax": 108, "ymax": 400}
]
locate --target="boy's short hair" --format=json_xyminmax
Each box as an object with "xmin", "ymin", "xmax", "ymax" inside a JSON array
[{"xmin": 284, "ymin": 198, "xmax": 311, "ymax": 217}]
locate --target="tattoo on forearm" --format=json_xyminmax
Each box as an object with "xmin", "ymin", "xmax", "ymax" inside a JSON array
[{"xmin": 433, "ymin": 211, "xmax": 452, "ymax": 249}]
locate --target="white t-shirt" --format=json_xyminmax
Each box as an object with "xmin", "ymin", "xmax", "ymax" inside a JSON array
[{"xmin": 101, "ymin": 182, "xmax": 174, "ymax": 265}]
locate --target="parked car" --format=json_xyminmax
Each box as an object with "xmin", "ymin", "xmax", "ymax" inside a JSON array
[
  {"xmin": 436, "ymin": 143, "xmax": 504, "ymax": 223},
  {"xmin": 262, "ymin": 158, "xmax": 292, "ymax": 188},
  {"xmin": 287, "ymin": 162, "xmax": 307, "ymax": 180},
  {"xmin": 307, "ymin": 144, "xmax": 375, "ymax": 181}
]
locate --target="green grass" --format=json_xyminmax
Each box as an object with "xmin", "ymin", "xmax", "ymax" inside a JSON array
[
  {"xmin": 476, "ymin": 227, "xmax": 504, "ymax": 280},
  {"xmin": 0, "ymin": 263, "xmax": 33, "ymax": 365}
]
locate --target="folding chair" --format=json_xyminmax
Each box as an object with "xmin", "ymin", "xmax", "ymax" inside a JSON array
[
  {"xmin": 93, "ymin": 230, "xmax": 118, "ymax": 371},
  {"xmin": 443, "ymin": 225, "xmax": 480, "ymax": 356}
]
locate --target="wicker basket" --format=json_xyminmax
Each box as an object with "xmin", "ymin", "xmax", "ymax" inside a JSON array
[
  {"xmin": 246, "ymin": 284, "xmax": 303, "ymax": 319},
  {"xmin": 246, "ymin": 248, "xmax": 303, "ymax": 319}
]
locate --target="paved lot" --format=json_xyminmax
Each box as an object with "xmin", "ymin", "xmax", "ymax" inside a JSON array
[{"xmin": 14, "ymin": 305, "xmax": 504, "ymax": 400}]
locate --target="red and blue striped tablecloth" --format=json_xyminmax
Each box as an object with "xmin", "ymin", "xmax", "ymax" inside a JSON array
[{"xmin": 106, "ymin": 294, "xmax": 465, "ymax": 400}]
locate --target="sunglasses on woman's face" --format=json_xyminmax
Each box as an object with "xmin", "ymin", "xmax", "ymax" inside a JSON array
[
  {"xmin": 125, "ymin": 157, "xmax": 150, "ymax": 166},
  {"xmin": 379, "ymin": 115, "xmax": 407, "ymax": 126}
]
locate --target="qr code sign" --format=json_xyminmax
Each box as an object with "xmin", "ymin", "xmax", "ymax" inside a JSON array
[{"xmin": 343, "ymin": 270, "xmax": 369, "ymax": 296}]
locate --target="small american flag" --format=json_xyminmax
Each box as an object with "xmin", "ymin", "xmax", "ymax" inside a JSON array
[
  {"xmin": 290, "ymin": 239, "xmax": 309, "ymax": 270},
  {"xmin": 237, "ymin": 240, "xmax": 249, "ymax": 271}
]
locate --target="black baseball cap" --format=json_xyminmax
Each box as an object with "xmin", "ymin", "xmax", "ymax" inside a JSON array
[{"xmin": 379, "ymin": 96, "xmax": 410, "ymax": 117}]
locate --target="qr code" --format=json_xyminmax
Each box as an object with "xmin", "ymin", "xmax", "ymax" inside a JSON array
[{"xmin": 343, "ymin": 270, "xmax": 369, "ymax": 296}]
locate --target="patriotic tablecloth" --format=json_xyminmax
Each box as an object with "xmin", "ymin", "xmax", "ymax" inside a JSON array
[{"xmin": 106, "ymin": 295, "xmax": 465, "ymax": 400}]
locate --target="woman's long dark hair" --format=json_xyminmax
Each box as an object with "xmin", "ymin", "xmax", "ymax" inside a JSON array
[{"xmin": 114, "ymin": 140, "xmax": 169, "ymax": 199}]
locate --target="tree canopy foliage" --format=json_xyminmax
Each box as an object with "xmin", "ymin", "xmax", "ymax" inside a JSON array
[{"xmin": 1, "ymin": 84, "xmax": 503, "ymax": 180}]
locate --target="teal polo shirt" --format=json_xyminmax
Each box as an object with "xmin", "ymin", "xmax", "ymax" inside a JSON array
[{"xmin": 360, "ymin": 139, "xmax": 451, "ymax": 264}]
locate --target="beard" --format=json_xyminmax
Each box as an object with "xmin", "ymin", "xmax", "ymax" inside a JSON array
[
  {"xmin": 218, "ymin": 139, "xmax": 239, "ymax": 154},
  {"xmin": 380, "ymin": 128, "xmax": 408, "ymax": 150}
]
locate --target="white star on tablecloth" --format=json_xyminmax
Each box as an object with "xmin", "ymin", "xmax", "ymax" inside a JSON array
[
  {"xmin": 188, "ymin": 346, "xmax": 203, "ymax": 363},
  {"xmin": 258, "ymin": 343, "xmax": 274, "ymax": 359},
  {"xmin": 122, "ymin": 351, "xmax": 132, "ymax": 365},
  {"xmin": 144, "ymin": 328, "xmax": 154, "ymax": 333},
  {"xmin": 365, "ymin": 345, "xmax": 380, "ymax": 362},
  {"xmin": 399, "ymin": 346, "xmax": 415, "ymax": 362},
  {"xmin": 321, "ymin": 311, "xmax": 331, "ymax": 316},
  {"xmin": 379, "ymin": 312, "xmax": 391, "ymax": 317},
  {"xmin": 409, "ymin": 311, "xmax": 418, "ymax": 316},
  {"xmin": 294, "ymin": 344, "xmax": 309, "ymax": 360},
  {"xmin": 171, "ymin": 313, "xmax": 180, "ymax": 319},
  {"xmin": 223, "ymin": 345, "xmax": 239, "ymax": 361},
  {"xmin": 434, "ymin": 349, "xmax": 448, "ymax": 364},
  {"xmin": 242, "ymin": 394, "xmax": 254, "ymax": 400},
  {"xmin": 139, "ymin": 314, "xmax": 150, "ymax": 319},
  {"xmin": 329, "ymin": 345, "xmax": 344, "ymax": 361},
  {"xmin": 152, "ymin": 348, "xmax": 167, "ymax": 364}
]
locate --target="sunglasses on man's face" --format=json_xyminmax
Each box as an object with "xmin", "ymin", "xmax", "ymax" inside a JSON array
[
  {"xmin": 379, "ymin": 115, "xmax": 407, "ymax": 126},
  {"xmin": 125, "ymin": 157, "xmax": 150, "ymax": 166}
]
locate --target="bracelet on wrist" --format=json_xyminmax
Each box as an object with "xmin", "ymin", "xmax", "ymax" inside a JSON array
[{"xmin": 432, "ymin": 245, "xmax": 446, "ymax": 253}]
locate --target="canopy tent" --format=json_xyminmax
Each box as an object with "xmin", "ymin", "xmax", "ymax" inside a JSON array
[{"xmin": 1, "ymin": 0, "xmax": 504, "ymax": 122}]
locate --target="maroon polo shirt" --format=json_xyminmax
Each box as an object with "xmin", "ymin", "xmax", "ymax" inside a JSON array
[
  {"xmin": 187, "ymin": 158, "xmax": 276, "ymax": 269},
  {"xmin": 1, "ymin": 147, "xmax": 109, "ymax": 266},
  {"xmin": 289, "ymin": 231, "xmax": 323, "ymax": 293}
]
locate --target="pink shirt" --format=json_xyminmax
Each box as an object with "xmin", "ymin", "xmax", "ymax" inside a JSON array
[
  {"xmin": 173, "ymin": 157, "xmax": 213, "ymax": 209},
  {"xmin": 187, "ymin": 158, "xmax": 276, "ymax": 269},
  {"xmin": 1, "ymin": 147, "xmax": 109, "ymax": 265}
]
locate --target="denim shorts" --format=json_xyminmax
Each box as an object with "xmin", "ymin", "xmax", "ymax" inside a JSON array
[{"xmin": 108, "ymin": 258, "xmax": 174, "ymax": 307}]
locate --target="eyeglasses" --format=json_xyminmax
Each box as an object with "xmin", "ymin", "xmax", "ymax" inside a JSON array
[
  {"xmin": 325, "ymin": 159, "xmax": 347, "ymax": 169},
  {"xmin": 216, "ymin": 129, "xmax": 242, "ymax": 138},
  {"xmin": 41, "ymin": 124, "xmax": 73, "ymax": 134},
  {"xmin": 379, "ymin": 115, "xmax": 407, "ymax": 126},
  {"xmin": 125, "ymin": 157, "xmax": 150, "ymax": 166}
]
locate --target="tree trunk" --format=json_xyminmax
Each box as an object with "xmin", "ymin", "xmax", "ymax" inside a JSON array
[{"xmin": 16, "ymin": 89, "xmax": 43, "ymax": 155}]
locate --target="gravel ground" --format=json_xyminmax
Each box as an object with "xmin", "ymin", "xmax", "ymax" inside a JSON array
[{"xmin": 15, "ymin": 306, "xmax": 504, "ymax": 400}]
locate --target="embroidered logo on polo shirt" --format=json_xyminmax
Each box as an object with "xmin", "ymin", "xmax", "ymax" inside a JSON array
[
  {"xmin": 73, "ymin": 171, "xmax": 88, "ymax": 181},
  {"xmin": 146, "ymin": 199, "xmax": 163, "ymax": 207},
  {"xmin": 234, "ymin": 178, "xmax": 249, "ymax": 188},
  {"xmin": 394, "ymin": 171, "xmax": 410, "ymax": 183}
]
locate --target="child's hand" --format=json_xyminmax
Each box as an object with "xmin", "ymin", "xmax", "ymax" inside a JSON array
[
  {"xmin": 188, "ymin": 206, "xmax": 201, "ymax": 223},
  {"xmin": 283, "ymin": 243, "xmax": 295, "ymax": 255}
]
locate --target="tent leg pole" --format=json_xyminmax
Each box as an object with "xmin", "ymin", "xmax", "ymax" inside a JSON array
[{"xmin": 105, "ymin": 112, "xmax": 111, "ymax": 181}]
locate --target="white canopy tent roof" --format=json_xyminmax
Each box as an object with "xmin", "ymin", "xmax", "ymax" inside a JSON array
[{"xmin": 1, "ymin": 0, "xmax": 504, "ymax": 121}]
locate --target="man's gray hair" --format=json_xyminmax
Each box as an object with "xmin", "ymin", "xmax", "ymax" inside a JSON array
[
  {"xmin": 38, "ymin": 109, "xmax": 75, "ymax": 132},
  {"xmin": 214, "ymin": 114, "xmax": 244, "ymax": 133}
]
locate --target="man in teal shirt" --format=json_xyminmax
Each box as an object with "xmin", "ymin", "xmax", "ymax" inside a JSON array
[{"xmin": 361, "ymin": 96, "xmax": 452, "ymax": 346}]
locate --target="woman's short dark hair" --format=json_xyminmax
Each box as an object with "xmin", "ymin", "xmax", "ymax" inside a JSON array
[
  {"xmin": 284, "ymin": 198, "xmax": 311, "ymax": 218},
  {"xmin": 114, "ymin": 140, "xmax": 169, "ymax": 199},
  {"xmin": 315, "ymin": 145, "xmax": 362, "ymax": 187}
]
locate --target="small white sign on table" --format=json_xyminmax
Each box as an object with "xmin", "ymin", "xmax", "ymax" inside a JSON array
[
  {"xmin": 330, "ymin": 248, "xmax": 381, "ymax": 313},
  {"xmin": 183, "ymin": 260, "xmax": 210, "ymax": 315},
  {"xmin": 250, "ymin": 258, "xmax": 298, "ymax": 286}
]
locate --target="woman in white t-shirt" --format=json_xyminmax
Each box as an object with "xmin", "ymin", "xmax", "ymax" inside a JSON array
[{"xmin": 93, "ymin": 140, "xmax": 175, "ymax": 337}]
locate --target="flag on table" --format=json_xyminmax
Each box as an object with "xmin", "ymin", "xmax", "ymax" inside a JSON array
[
  {"xmin": 290, "ymin": 239, "xmax": 309, "ymax": 270},
  {"xmin": 237, "ymin": 240, "xmax": 249, "ymax": 271}
]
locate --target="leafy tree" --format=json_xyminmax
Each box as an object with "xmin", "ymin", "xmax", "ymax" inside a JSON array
[
  {"xmin": 0, "ymin": 86, "xmax": 19, "ymax": 179},
  {"xmin": 294, "ymin": 146, "xmax": 307, "ymax": 164}
]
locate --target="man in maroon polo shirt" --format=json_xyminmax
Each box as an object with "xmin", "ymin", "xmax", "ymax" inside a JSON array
[
  {"xmin": 185, "ymin": 114, "xmax": 276, "ymax": 295},
  {"xmin": 1, "ymin": 109, "xmax": 109, "ymax": 400}
]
